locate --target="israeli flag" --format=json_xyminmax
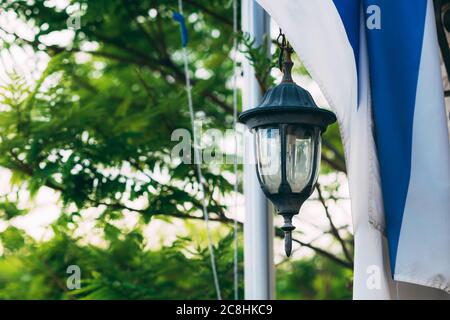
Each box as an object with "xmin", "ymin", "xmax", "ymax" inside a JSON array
[{"xmin": 256, "ymin": 0, "xmax": 450, "ymax": 299}]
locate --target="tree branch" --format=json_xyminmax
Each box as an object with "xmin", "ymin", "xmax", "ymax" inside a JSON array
[
  {"xmin": 183, "ymin": 0, "xmax": 233, "ymax": 27},
  {"xmin": 322, "ymin": 139, "xmax": 346, "ymax": 173},
  {"xmin": 1, "ymin": 27, "xmax": 235, "ymax": 115},
  {"xmin": 316, "ymin": 184, "xmax": 353, "ymax": 265}
]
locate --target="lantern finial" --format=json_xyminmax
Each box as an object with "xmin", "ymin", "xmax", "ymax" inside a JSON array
[
  {"xmin": 277, "ymin": 29, "xmax": 294, "ymax": 84},
  {"xmin": 281, "ymin": 213, "xmax": 295, "ymax": 256},
  {"xmin": 281, "ymin": 44, "xmax": 294, "ymax": 84}
]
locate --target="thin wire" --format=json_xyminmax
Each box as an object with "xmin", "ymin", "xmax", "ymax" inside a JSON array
[
  {"xmin": 232, "ymin": 0, "xmax": 239, "ymax": 301},
  {"xmin": 177, "ymin": 0, "xmax": 222, "ymax": 300}
]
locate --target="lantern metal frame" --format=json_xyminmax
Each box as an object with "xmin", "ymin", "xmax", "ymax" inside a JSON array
[{"xmin": 239, "ymin": 41, "xmax": 336, "ymax": 256}]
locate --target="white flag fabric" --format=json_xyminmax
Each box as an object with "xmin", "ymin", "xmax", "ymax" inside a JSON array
[{"xmin": 255, "ymin": 0, "xmax": 450, "ymax": 299}]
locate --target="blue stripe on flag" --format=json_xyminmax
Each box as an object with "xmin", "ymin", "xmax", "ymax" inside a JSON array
[
  {"xmin": 363, "ymin": 0, "xmax": 428, "ymax": 273},
  {"xmin": 333, "ymin": 0, "xmax": 360, "ymax": 67}
]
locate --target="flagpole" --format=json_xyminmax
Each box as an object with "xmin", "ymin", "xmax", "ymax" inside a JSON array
[{"xmin": 241, "ymin": 0, "xmax": 275, "ymax": 300}]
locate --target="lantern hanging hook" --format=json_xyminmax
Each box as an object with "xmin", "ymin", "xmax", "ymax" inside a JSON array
[
  {"xmin": 277, "ymin": 29, "xmax": 294, "ymax": 83},
  {"xmin": 276, "ymin": 28, "xmax": 286, "ymax": 71}
]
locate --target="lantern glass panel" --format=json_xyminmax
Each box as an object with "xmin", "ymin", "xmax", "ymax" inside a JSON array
[
  {"xmin": 255, "ymin": 127, "xmax": 282, "ymax": 194},
  {"xmin": 285, "ymin": 125, "xmax": 319, "ymax": 192}
]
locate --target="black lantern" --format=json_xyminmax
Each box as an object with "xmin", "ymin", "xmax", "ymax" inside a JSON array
[{"xmin": 239, "ymin": 36, "xmax": 336, "ymax": 257}]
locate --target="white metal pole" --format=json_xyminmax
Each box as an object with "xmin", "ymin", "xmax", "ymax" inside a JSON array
[{"xmin": 241, "ymin": 0, "xmax": 275, "ymax": 300}]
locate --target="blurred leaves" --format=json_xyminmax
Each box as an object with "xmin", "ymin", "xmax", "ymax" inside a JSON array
[
  {"xmin": 239, "ymin": 32, "xmax": 276, "ymax": 92},
  {"xmin": 277, "ymin": 255, "xmax": 352, "ymax": 300},
  {"xmin": 0, "ymin": 227, "xmax": 26, "ymax": 253},
  {"xmin": 0, "ymin": 202, "xmax": 27, "ymax": 220},
  {"xmin": 0, "ymin": 216, "xmax": 245, "ymax": 300},
  {"xmin": 0, "ymin": 0, "xmax": 351, "ymax": 300}
]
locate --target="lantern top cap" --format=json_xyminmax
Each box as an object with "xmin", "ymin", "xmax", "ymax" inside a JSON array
[
  {"xmin": 239, "ymin": 74, "xmax": 336, "ymax": 131},
  {"xmin": 258, "ymin": 46, "xmax": 318, "ymax": 109},
  {"xmin": 257, "ymin": 81, "xmax": 318, "ymax": 109},
  {"xmin": 239, "ymin": 35, "xmax": 337, "ymax": 131}
]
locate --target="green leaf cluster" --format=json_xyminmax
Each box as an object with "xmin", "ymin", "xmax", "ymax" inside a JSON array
[{"xmin": 0, "ymin": 0, "xmax": 351, "ymax": 300}]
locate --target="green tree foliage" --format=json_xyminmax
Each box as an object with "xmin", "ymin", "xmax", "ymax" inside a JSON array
[
  {"xmin": 0, "ymin": 0, "xmax": 351, "ymax": 299},
  {"xmin": 277, "ymin": 256, "xmax": 352, "ymax": 300},
  {"xmin": 0, "ymin": 216, "xmax": 244, "ymax": 299}
]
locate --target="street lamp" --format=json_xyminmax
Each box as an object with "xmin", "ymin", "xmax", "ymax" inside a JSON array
[{"xmin": 239, "ymin": 35, "xmax": 337, "ymax": 257}]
